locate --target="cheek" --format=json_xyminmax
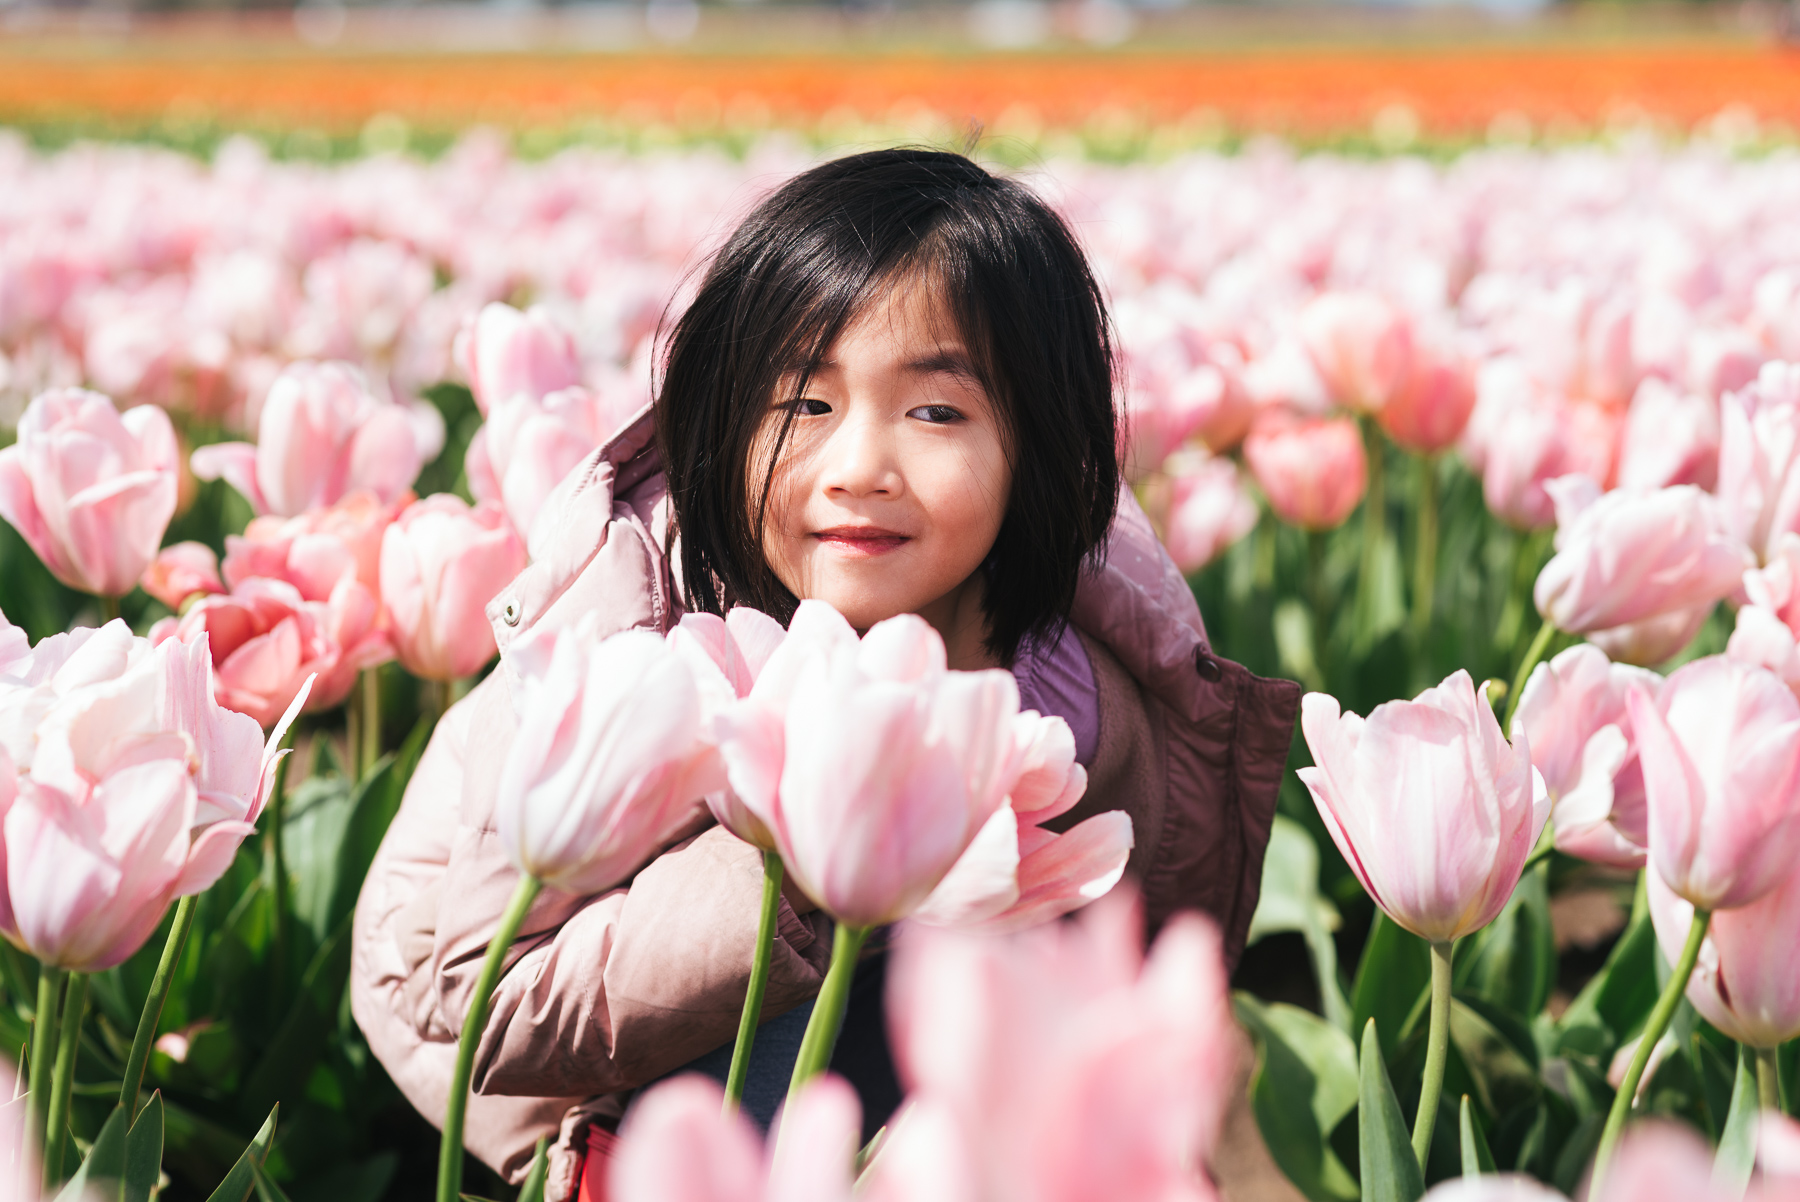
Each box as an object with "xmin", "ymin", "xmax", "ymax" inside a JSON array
[{"xmin": 920, "ymin": 441, "xmax": 1011, "ymax": 561}]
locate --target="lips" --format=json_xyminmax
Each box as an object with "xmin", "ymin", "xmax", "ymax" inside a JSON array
[{"xmin": 812, "ymin": 525, "xmax": 912, "ymax": 557}]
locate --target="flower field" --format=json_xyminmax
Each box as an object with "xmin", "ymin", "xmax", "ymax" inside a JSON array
[{"xmin": 9, "ymin": 39, "xmax": 1800, "ymax": 1202}]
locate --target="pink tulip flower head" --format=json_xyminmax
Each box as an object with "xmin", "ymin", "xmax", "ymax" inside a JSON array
[
  {"xmin": 1242, "ymin": 411, "xmax": 1367, "ymax": 532},
  {"xmin": 495, "ymin": 622, "xmax": 721, "ymax": 894},
  {"xmin": 1417, "ymin": 1179, "xmax": 1566, "ymax": 1202},
  {"xmin": 189, "ymin": 360, "xmax": 442, "ymax": 517},
  {"xmin": 1377, "ymin": 338, "xmax": 1477, "ymax": 456},
  {"xmin": 1296, "ymin": 291, "xmax": 1414, "ymax": 414},
  {"xmin": 1515, "ymin": 645, "xmax": 1659, "ymax": 868},
  {"xmin": 1616, "ymin": 378, "xmax": 1721, "ymax": 491},
  {"xmin": 465, "ymin": 383, "xmax": 641, "ymax": 542},
  {"xmin": 872, "ymin": 892, "xmax": 1233, "ymax": 1202},
  {"xmin": 1716, "ymin": 361, "xmax": 1800, "ymax": 564},
  {"xmin": 0, "ymin": 388, "xmax": 178, "ymax": 597},
  {"xmin": 163, "ymin": 576, "xmax": 389, "ymax": 726},
  {"xmin": 141, "ymin": 541, "xmax": 225, "ymax": 611},
  {"xmin": 1158, "ymin": 452, "xmax": 1259, "ymax": 575},
  {"xmin": 1298, "ymin": 671, "xmax": 1549, "ymax": 944},
  {"xmin": 380, "ymin": 494, "xmax": 526, "ymax": 682},
  {"xmin": 610, "ymin": 1073, "xmax": 860, "ymax": 1202},
  {"xmin": 1532, "ymin": 476, "xmax": 1749, "ymax": 638},
  {"xmin": 1626, "ymin": 655, "xmax": 1800, "ymax": 911},
  {"xmin": 1728, "ymin": 532, "xmax": 1800, "ymax": 694},
  {"xmin": 1588, "ymin": 1123, "xmax": 1743, "ymax": 1202},
  {"xmin": 911, "ymin": 710, "xmax": 1134, "ymax": 934},
  {"xmin": 457, "ymin": 302, "xmax": 584, "ymax": 416},
  {"xmin": 0, "ymin": 628, "xmax": 304, "ymax": 971},
  {"xmin": 1647, "ymin": 867, "xmax": 1800, "ymax": 1050},
  {"xmin": 223, "ymin": 489, "xmax": 404, "ymax": 603}
]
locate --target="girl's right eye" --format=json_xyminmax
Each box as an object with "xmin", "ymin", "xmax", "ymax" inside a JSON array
[{"xmin": 792, "ymin": 398, "xmax": 831, "ymax": 416}]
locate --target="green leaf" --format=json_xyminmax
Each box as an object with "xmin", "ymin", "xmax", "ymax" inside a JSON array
[
  {"xmin": 125, "ymin": 1092, "xmax": 165, "ymax": 1202},
  {"xmin": 1713, "ymin": 1044, "xmax": 1759, "ymax": 1194},
  {"xmin": 1358, "ymin": 1018, "xmax": 1424, "ymax": 1202},
  {"xmin": 1236, "ymin": 994, "xmax": 1359, "ymax": 1202},
  {"xmin": 1458, "ymin": 1095, "xmax": 1495, "ymax": 1178},
  {"xmin": 201, "ymin": 1105, "xmax": 278, "ymax": 1202},
  {"xmin": 287, "ymin": 1155, "xmax": 398, "ymax": 1202},
  {"xmin": 1560, "ymin": 873, "xmax": 1656, "ymax": 1049},
  {"xmin": 1448, "ymin": 996, "xmax": 1542, "ymax": 1124},
  {"xmin": 1249, "ymin": 815, "xmax": 1351, "ymax": 1031},
  {"xmin": 1454, "ymin": 862, "xmax": 1553, "ymax": 1018},
  {"xmin": 240, "ymin": 918, "xmax": 351, "ymax": 1120},
  {"xmin": 1352, "ymin": 914, "xmax": 1430, "ymax": 1066},
  {"xmin": 1550, "ymin": 1114, "xmax": 1604, "ymax": 1196},
  {"xmin": 55, "ymin": 1104, "xmax": 128, "ymax": 1202},
  {"xmin": 252, "ymin": 1160, "xmax": 295, "ymax": 1202},
  {"xmin": 517, "ymin": 1137, "xmax": 549, "ymax": 1202}
]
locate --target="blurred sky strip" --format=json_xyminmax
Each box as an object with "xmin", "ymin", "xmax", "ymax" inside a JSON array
[{"xmin": 4, "ymin": 4, "xmax": 1800, "ymax": 149}]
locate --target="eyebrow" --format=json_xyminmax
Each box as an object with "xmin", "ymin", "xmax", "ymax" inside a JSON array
[{"xmin": 809, "ymin": 348, "xmax": 979, "ymax": 378}]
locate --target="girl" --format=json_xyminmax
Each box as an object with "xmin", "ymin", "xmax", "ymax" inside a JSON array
[{"xmin": 350, "ymin": 149, "xmax": 1299, "ymax": 1200}]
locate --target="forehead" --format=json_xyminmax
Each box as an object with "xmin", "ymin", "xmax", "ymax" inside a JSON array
[{"xmin": 816, "ymin": 275, "xmax": 973, "ymax": 375}]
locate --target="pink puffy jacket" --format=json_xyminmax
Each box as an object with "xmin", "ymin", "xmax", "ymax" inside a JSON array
[{"xmin": 348, "ymin": 409, "xmax": 1300, "ymax": 1199}]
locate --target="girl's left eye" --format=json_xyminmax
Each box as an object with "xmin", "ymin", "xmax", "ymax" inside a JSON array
[{"xmin": 908, "ymin": 405, "xmax": 962, "ymax": 424}]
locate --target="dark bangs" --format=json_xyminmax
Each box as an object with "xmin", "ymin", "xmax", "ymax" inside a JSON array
[{"xmin": 654, "ymin": 147, "xmax": 1120, "ymax": 664}]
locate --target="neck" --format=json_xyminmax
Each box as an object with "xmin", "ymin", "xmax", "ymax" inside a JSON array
[{"xmin": 916, "ymin": 575, "xmax": 1001, "ymax": 671}]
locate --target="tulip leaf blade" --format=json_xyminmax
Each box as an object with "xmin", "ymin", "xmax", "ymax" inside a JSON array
[
  {"xmin": 1248, "ymin": 815, "xmax": 1351, "ymax": 1032},
  {"xmin": 1713, "ymin": 1044, "xmax": 1759, "ymax": 1194},
  {"xmin": 251, "ymin": 1160, "xmax": 295, "ymax": 1202},
  {"xmin": 124, "ymin": 1091, "xmax": 165, "ymax": 1202},
  {"xmin": 1358, "ymin": 1018, "xmax": 1424, "ymax": 1202},
  {"xmin": 1235, "ymin": 993, "xmax": 1359, "ymax": 1202},
  {"xmin": 56, "ymin": 1103, "xmax": 128, "ymax": 1202},
  {"xmin": 201, "ymin": 1104, "xmax": 278, "ymax": 1202},
  {"xmin": 1454, "ymin": 861, "xmax": 1554, "ymax": 1019},
  {"xmin": 1351, "ymin": 914, "xmax": 1430, "ymax": 1067},
  {"xmin": 516, "ymin": 1137, "xmax": 549, "ymax": 1202},
  {"xmin": 1458, "ymin": 1095, "xmax": 1495, "ymax": 1178}
]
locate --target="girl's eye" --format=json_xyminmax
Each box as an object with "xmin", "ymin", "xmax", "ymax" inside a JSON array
[
  {"xmin": 792, "ymin": 398, "xmax": 831, "ymax": 416},
  {"xmin": 909, "ymin": 404, "xmax": 962, "ymax": 424}
]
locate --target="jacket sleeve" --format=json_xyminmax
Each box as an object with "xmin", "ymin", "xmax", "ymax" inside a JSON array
[{"xmin": 430, "ymin": 673, "xmax": 834, "ymax": 1099}]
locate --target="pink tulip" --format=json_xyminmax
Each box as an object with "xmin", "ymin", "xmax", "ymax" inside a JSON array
[
  {"xmin": 189, "ymin": 360, "xmax": 441, "ymax": 518},
  {"xmin": 465, "ymin": 382, "xmax": 641, "ymax": 541},
  {"xmin": 223, "ymin": 489, "xmax": 404, "ymax": 603},
  {"xmin": 1586, "ymin": 606, "xmax": 1718, "ymax": 669},
  {"xmin": 913, "ymin": 711, "xmax": 1133, "ymax": 934},
  {"xmin": 1532, "ymin": 477, "xmax": 1749, "ymax": 635},
  {"xmin": 871, "ymin": 892, "xmax": 1233, "ymax": 1202},
  {"xmin": 1588, "ymin": 1123, "xmax": 1740, "ymax": 1202},
  {"xmin": 1298, "ymin": 671, "xmax": 1548, "ymax": 943},
  {"xmin": 380, "ymin": 494, "xmax": 526, "ymax": 681},
  {"xmin": 0, "ymin": 388, "xmax": 178, "ymax": 597},
  {"xmin": 1515, "ymin": 645, "xmax": 1659, "ymax": 868},
  {"xmin": 1616, "ymin": 378, "xmax": 1720, "ymax": 491},
  {"xmin": 1729, "ymin": 533, "xmax": 1800, "ymax": 694},
  {"xmin": 1716, "ymin": 361, "xmax": 1800, "ymax": 563},
  {"xmin": 1647, "ymin": 868, "xmax": 1800, "ymax": 1050},
  {"xmin": 457, "ymin": 302, "xmax": 584, "ymax": 416},
  {"xmin": 1470, "ymin": 364, "xmax": 1621, "ymax": 530},
  {"xmin": 1377, "ymin": 340, "xmax": 1477, "ymax": 455},
  {"xmin": 1296, "ymin": 291, "xmax": 1413, "ymax": 414},
  {"xmin": 163, "ymin": 577, "xmax": 389, "ymax": 726},
  {"xmin": 1159, "ymin": 454, "xmax": 1259, "ymax": 575},
  {"xmin": 496, "ymin": 623, "xmax": 721, "ymax": 893},
  {"xmin": 610, "ymin": 1074, "xmax": 859, "ymax": 1202},
  {"xmin": 141, "ymin": 541, "xmax": 225, "ymax": 610},
  {"xmin": 1242, "ymin": 412, "xmax": 1366, "ymax": 532},
  {"xmin": 1626, "ymin": 655, "xmax": 1800, "ymax": 911},
  {"xmin": 715, "ymin": 603, "xmax": 1025, "ymax": 928}
]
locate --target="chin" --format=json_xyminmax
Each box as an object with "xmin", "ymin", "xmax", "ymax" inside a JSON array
[{"xmin": 805, "ymin": 583, "xmax": 922, "ymax": 631}]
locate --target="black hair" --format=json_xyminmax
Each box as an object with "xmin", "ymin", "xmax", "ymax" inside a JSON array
[{"xmin": 654, "ymin": 147, "xmax": 1120, "ymax": 664}]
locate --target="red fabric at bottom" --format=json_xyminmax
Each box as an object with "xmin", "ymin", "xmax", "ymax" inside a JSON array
[{"xmin": 572, "ymin": 1125, "xmax": 620, "ymax": 1202}]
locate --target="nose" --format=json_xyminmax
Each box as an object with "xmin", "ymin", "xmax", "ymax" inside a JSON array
[{"xmin": 818, "ymin": 411, "xmax": 903, "ymax": 500}]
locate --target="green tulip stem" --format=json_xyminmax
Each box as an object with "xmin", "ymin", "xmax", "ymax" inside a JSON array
[
  {"xmin": 1503, "ymin": 619, "xmax": 1556, "ymax": 733},
  {"xmin": 1412, "ymin": 941, "xmax": 1455, "ymax": 1171},
  {"xmin": 724, "ymin": 852, "xmax": 784, "ymax": 1115},
  {"xmin": 97, "ymin": 594, "xmax": 119, "ymax": 625},
  {"xmin": 1758, "ymin": 1045, "xmax": 1783, "ymax": 1113},
  {"xmin": 27, "ymin": 967, "xmax": 64, "ymax": 1167},
  {"xmin": 120, "ymin": 895, "xmax": 197, "ymax": 1121},
  {"xmin": 1412, "ymin": 454, "xmax": 1439, "ymax": 640},
  {"xmin": 788, "ymin": 922, "xmax": 871, "ymax": 1098},
  {"xmin": 360, "ymin": 668, "xmax": 382, "ymax": 779},
  {"xmin": 438, "ymin": 874, "xmax": 543, "ymax": 1202},
  {"xmin": 43, "ymin": 973, "xmax": 85, "ymax": 1188},
  {"xmin": 1359, "ymin": 418, "xmax": 1386, "ymax": 608},
  {"xmin": 1594, "ymin": 906, "xmax": 1711, "ymax": 1189},
  {"xmin": 267, "ymin": 737, "xmax": 292, "ymax": 1010}
]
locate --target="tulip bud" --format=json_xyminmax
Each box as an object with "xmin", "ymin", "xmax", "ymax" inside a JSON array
[
  {"xmin": 380, "ymin": 494, "xmax": 526, "ymax": 682},
  {"xmin": 1296, "ymin": 291, "xmax": 1413, "ymax": 414},
  {"xmin": 1647, "ymin": 868, "xmax": 1800, "ymax": 1050},
  {"xmin": 1242, "ymin": 412, "xmax": 1366, "ymax": 532},
  {"xmin": 141, "ymin": 541, "xmax": 225, "ymax": 611},
  {"xmin": 457, "ymin": 302, "xmax": 583, "ymax": 416}
]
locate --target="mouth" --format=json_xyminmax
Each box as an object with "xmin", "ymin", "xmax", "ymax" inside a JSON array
[{"xmin": 811, "ymin": 525, "xmax": 912, "ymax": 557}]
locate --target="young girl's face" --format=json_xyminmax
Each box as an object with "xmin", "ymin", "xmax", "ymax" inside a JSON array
[{"xmin": 755, "ymin": 281, "xmax": 1012, "ymax": 644}]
